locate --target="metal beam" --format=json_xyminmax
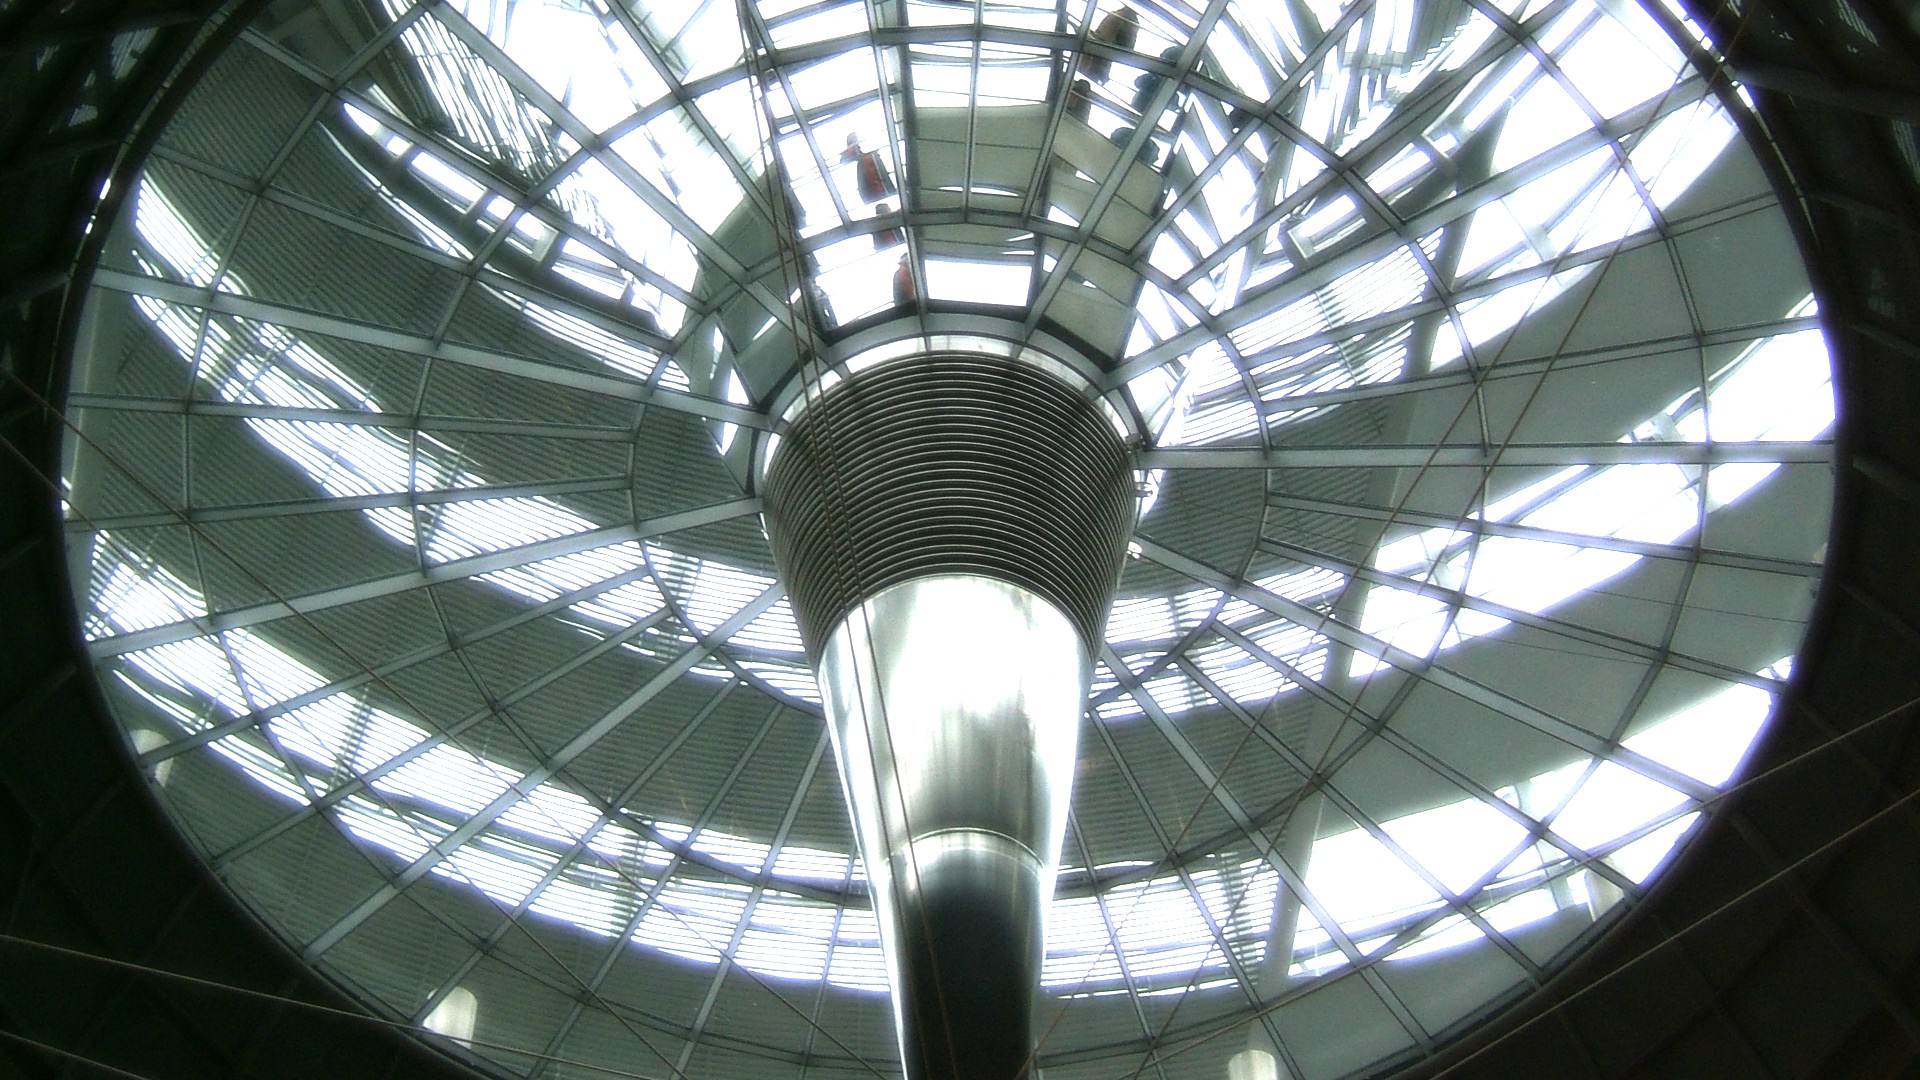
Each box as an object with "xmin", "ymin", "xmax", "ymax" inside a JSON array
[
  {"xmin": 672, "ymin": 727, "xmax": 831, "ymax": 1076},
  {"xmin": 89, "ymin": 268, "xmax": 769, "ymax": 429},
  {"xmin": 136, "ymin": 560, "xmax": 665, "ymax": 767},
  {"xmin": 1094, "ymin": 650, "xmax": 1433, "ymax": 1052},
  {"xmin": 1113, "ymin": 78, "xmax": 1710, "ymax": 379},
  {"xmin": 89, "ymin": 497, "xmax": 761, "ymax": 657},
  {"xmin": 1184, "ymin": 311, "xmax": 1820, "ymax": 415},
  {"xmin": 67, "ymin": 392, "xmax": 637, "ymax": 442},
  {"xmin": 1139, "ymin": 439, "xmax": 1833, "ymax": 470},
  {"xmin": 68, "ymin": 474, "xmax": 631, "ymax": 533},
  {"xmin": 1134, "ymin": 536, "xmax": 1719, "ymax": 802},
  {"xmin": 1256, "ymin": 489, "xmax": 1821, "ymax": 578},
  {"xmin": 300, "ymin": 583, "xmax": 785, "ymax": 960},
  {"xmin": 1111, "ymin": 647, "xmax": 1549, "ymax": 990},
  {"xmin": 1253, "ymin": 532, "xmax": 1782, "ymax": 692}
]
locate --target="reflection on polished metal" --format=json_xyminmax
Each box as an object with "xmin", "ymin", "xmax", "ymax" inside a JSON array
[
  {"xmin": 762, "ymin": 348, "xmax": 1134, "ymax": 1079},
  {"xmin": 822, "ymin": 577, "xmax": 1085, "ymax": 1079}
]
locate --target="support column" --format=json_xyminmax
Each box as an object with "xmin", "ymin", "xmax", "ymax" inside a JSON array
[{"xmin": 763, "ymin": 348, "xmax": 1135, "ymax": 1080}]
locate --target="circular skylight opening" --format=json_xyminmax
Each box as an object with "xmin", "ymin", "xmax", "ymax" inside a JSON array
[{"xmin": 64, "ymin": 0, "xmax": 1834, "ymax": 1076}]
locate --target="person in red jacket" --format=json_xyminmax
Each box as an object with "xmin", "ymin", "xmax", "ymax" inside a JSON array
[
  {"xmin": 842, "ymin": 133, "xmax": 897, "ymax": 204},
  {"xmin": 892, "ymin": 252, "xmax": 916, "ymax": 306}
]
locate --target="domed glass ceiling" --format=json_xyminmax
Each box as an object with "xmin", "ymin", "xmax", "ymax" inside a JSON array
[{"xmin": 65, "ymin": 0, "xmax": 1833, "ymax": 1076}]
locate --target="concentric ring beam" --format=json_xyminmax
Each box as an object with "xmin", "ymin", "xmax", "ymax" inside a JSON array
[{"xmin": 1138, "ymin": 440, "xmax": 1833, "ymax": 469}]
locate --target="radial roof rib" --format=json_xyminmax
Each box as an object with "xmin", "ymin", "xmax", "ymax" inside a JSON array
[
  {"xmin": 1140, "ymin": 441, "xmax": 1832, "ymax": 469},
  {"xmin": 88, "ymin": 499, "xmax": 760, "ymax": 657},
  {"xmin": 89, "ymin": 268, "xmax": 767, "ymax": 428},
  {"xmin": 1134, "ymin": 536, "xmax": 1717, "ymax": 799},
  {"xmin": 51, "ymin": 1, "xmax": 1841, "ymax": 1075},
  {"xmin": 299, "ymin": 583, "xmax": 783, "ymax": 960}
]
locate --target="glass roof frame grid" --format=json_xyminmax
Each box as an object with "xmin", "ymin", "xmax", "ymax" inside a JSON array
[
  {"xmin": 1114, "ymin": 0, "xmax": 1537, "ymax": 310},
  {"xmin": 294, "ymin": 581, "xmax": 786, "ymax": 960},
  {"xmin": 1169, "ymin": 90, "xmax": 1695, "ymax": 369},
  {"xmin": 1113, "ymin": 130, "xmax": 1697, "ymax": 399},
  {"xmin": 1121, "ymin": 424, "xmax": 1797, "ymax": 768},
  {"xmin": 328, "ymin": 108, "xmax": 708, "ymax": 348},
  {"xmin": 1273, "ymin": 19, "xmax": 1772, "ymax": 816},
  {"xmin": 1253, "ymin": 530, "xmax": 1777, "ymax": 693},
  {"xmin": 228, "ymin": 6, "xmax": 439, "ymax": 200},
  {"xmin": 1112, "ymin": 641, "xmax": 1543, "ymax": 988},
  {"xmin": 1057, "ymin": 812, "xmax": 1181, "ymax": 1080},
  {"xmin": 387, "ymin": 9, "xmax": 790, "ymax": 346},
  {"xmin": 390, "ymin": 2, "xmax": 806, "ymax": 349},
  {"xmin": 1136, "ymin": 88, "xmax": 1766, "ymax": 699},
  {"xmin": 1018, "ymin": 0, "xmax": 1234, "ymax": 347},
  {"xmin": 1132, "ymin": 536, "xmax": 1723, "ymax": 803},
  {"xmin": 861, "ymin": 0, "xmax": 932, "ymax": 322},
  {"xmin": 734, "ymin": 0, "xmax": 856, "ymax": 388},
  {"xmin": 1087, "ymin": 613, "xmax": 1240, "ymax": 718},
  {"xmin": 64, "ymin": 471, "xmax": 626, "ymax": 536},
  {"xmin": 973, "ymin": 2, "xmax": 1295, "ymax": 448},
  {"xmin": 90, "ymin": 516, "xmax": 648, "ymax": 659},
  {"xmin": 528, "ymin": 706, "xmax": 889, "ymax": 1080},
  {"xmin": 591, "ymin": 27, "xmax": 885, "ymax": 352},
  {"xmin": 188, "ymin": 594, "xmax": 702, "ymax": 879},
  {"xmin": 347, "ymin": 839, "xmax": 703, "ymax": 1080},
  {"xmin": 198, "ymin": 600, "xmax": 683, "ymax": 875},
  {"xmin": 168, "ymin": 0, "xmax": 1758, "ymax": 991},
  {"xmin": 1175, "ymin": 297, "xmax": 1814, "ymax": 418},
  {"xmin": 70, "ymin": 0, "xmax": 1843, "ymax": 1069},
  {"xmin": 1110, "ymin": 40, "xmax": 1709, "ymax": 382},
  {"xmin": 1407, "ymin": 0, "xmax": 1726, "ymax": 391},
  {"xmin": 1067, "ymin": 701, "xmax": 1368, "ymax": 1068},
  {"xmin": 1125, "ymin": 0, "xmax": 1390, "ymax": 266},
  {"xmin": 130, "ymin": 556, "xmax": 669, "ymax": 772},
  {"xmin": 71, "ymin": 529, "xmax": 794, "ymax": 1079},
  {"xmin": 396, "ymin": 697, "xmax": 856, "ymax": 1079},
  {"xmin": 140, "ymin": 137, "xmax": 467, "ymax": 280},
  {"xmin": 96, "ymin": 168, "xmax": 838, "ymax": 972},
  {"xmin": 244, "ymin": 9, "xmax": 701, "ymax": 358},
  {"xmin": 72, "ymin": 392, "xmax": 643, "ymax": 449},
  {"xmin": 395, "ymin": 638, "xmax": 741, "ymax": 983},
  {"xmin": 785, "ymin": 844, "xmax": 861, "ymax": 1078},
  {"xmin": 666, "ymin": 725, "xmax": 842, "ymax": 1078},
  {"xmin": 89, "ymin": 263, "xmax": 763, "ymax": 431},
  {"xmin": 1089, "ymin": 672, "xmax": 1332, "ymax": 1014},
  {"xmin": 1105, "ymin": 649, "xmax": 1563, "ymax": 1022},
  {"xmin": 1169, "ymin": 642, "xmax": 1645, "ymax": 909},
  {"xmin": 636, "ymin": 541, "xmax": 800, "ymax": 696},
  {"xmin": 1257, "ymin": 486, "xmax": 1822, "ymax": 581},
  {"xmin": 486, "ymin": 687, "xmax": 768, "ymax": 1074},
  {"xmin": 523, "ymin": 8, "xmax": 1373, "ymax": 336},
  {"xmin": 1159, "ymin": 649, "xmax": 1667, "ymax": 1004},
  {"xmin": 186, "ymin": 600, "xmax": 889, "ymax": 1062}
]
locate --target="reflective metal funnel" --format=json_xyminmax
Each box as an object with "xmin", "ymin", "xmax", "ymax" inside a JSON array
[
  {"xmin": 820, "ymin": 575, "xmax": 1085, "ymax": 1079},
  {"xmin": 761, "ymin": 346, "xmax": 1135, "ymax": 1079}
]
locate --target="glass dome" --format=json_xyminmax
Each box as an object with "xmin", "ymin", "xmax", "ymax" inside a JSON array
[{"xmin": 63, "ymin": 0, "xmax": 1835, "ymax": 1076}]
